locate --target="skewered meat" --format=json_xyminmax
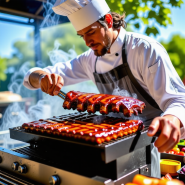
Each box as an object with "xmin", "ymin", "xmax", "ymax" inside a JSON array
[
  {"xmin": 111, "ymin": 97, "xmax": 145, "ymax": 116},
  {"xmin": 76, "ymin": 93, "xmax": 96, "ymax": 111},
  {"xmin": 99, "ymin": 95, "xmax": 122, "ymax": 114},
  {"xmin": 63, "ymin": 91, "xmax": 84, "ymax": 109},
  {"xmin": 63, "ymin": 91, "xmax": 145, "ymax": 117},
  {"xmin": 87, "ymin": 94, "xmax": 109, "ymax": 113}
]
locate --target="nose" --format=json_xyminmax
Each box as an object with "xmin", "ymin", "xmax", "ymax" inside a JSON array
[{"xmin": 84, "ymin": 35, "xmax": 93, "ymax": 47}]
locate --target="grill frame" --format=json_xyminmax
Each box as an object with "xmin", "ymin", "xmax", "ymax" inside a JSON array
[
  {"xmin": 0, "ymin": 167, "xmax": 41, "ymax": 185},
  {"xmin": 9, "ymin": 113, "xmax": 155, "ymax": 163},
  {"xmin": 11, "ymin": 144, "xmax": 152, "ymax": 180},
  {"xmin": 6, "ymin": 112, "xmax": 156, "ymax": 182}
]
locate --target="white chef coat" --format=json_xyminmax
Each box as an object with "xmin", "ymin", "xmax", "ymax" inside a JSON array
[{"xmin": 23, "ymin": 27, "xmax": 185, "ymax": 135}]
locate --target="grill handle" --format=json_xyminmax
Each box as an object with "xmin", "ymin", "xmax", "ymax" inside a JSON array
[{"xmin": 57, "ymin": 90, "xmax": 66, "ymax": 100}]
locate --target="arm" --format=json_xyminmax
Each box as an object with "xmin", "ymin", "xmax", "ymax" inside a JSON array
[
  {"xmin": 145, "ymin": 43, "xmax": 185, "ymax": 152},
  {"xmin": 29, "ymin": 70, "xmax": 64, "ymax": 96},
  {"xmin": 130, "ymin": 39, "xmax": 185, "ymax": 152},
  {"xmin": 29, "ymin": 70, "xmax": 48, "ymax": 89},
  {"xmin": 23, "ymin": 50, "xmax": 94, "ymax": 95}
]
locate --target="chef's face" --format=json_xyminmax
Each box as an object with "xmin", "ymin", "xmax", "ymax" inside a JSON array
[{"xmin": 77, "ymin": 21, "xmax": 112, "ymax": 56}]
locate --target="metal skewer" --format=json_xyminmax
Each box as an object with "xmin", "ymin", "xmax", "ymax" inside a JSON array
[{"xmin": 57, "ymin": 90, "xmax": 66, "ymax": 100}]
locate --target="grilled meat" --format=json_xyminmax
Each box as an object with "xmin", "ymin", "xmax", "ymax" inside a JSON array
[
  {"xmin": 22, "ymin": 118, "xmax": 143, "ymax": 144},
  {"xmin": 63, "ymin": 91, "xmax": 145, "ymax": 117}
]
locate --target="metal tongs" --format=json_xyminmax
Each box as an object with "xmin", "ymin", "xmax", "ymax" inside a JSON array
[{"xmin": 57, "ymin": 90, "xmax": 66, "ymax": 100}]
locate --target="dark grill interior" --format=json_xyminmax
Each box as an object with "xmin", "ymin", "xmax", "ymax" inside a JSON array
[{"xmin": 12, "ymin": 145, "xmax": 118, "ymax": 179}]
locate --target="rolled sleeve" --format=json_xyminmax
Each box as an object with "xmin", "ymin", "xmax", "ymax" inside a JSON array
[
  {"xmin": 23, "ymin": 49, "xmax": 95, "ymax": 90},
  {"xmin": 141, "ymin": 42, "xmax": 185, "ymax": 136},
  {"xmin": 128, "ymin": 37, "xmax": 185, "ymax": 136},
  {"xmin": 23, "ymin": 67, "xmax": 43, "ymax": 90}
]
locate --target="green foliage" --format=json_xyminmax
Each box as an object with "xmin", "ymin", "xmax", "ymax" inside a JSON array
[
  {"xmin": 6, "ymin": 35, "xmax": 35, "ymax": 69},
  {"xmin": 107, "ymin": 0, "xmax": 184, "ymax": 36},
  {"xmin": 5, "ymin": 23, "xmax": 88, "ymax": 68},
  {"xmin": 4, "ymin": 0, "xmax": 185, "ymax": 71},
  {"xmin": 161, "ymin": 35, "xmax": 185, "ymax": 79},
  {"xmin": 0, "ymin": 57, "xmax": 7, "ymax": 81},
  {"xmin": 40, "ymin": 23, "xmax": 88, "ymax": 66}
]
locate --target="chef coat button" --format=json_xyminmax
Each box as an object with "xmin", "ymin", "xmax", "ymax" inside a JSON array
[{"xmin": 115, "ymin": 53, "xmax": 119, "ymax": 56}]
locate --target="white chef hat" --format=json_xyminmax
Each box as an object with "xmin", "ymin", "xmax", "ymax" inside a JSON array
[{"xmin": 52, "ymin": 0, "xmax": 110, "ymax": 31}]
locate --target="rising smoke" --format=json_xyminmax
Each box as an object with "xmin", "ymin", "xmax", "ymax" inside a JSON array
[{"xmin": 0, "ymin": 0, "xmax": 98, "ymax": 149}]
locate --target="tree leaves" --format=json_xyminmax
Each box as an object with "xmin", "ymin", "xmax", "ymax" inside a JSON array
[
  {"xmin": 161, "ymin": 35, "xmax": 185, "ymax": 79},
  {"xmin": 145, "ymin": 26, "xmax": 159, "ymax": 36},
  {"xmin": 106, "ymin": 0, "xmax": 184, "ymax": 36},
  {"xmin": 134, "ymin": 23, "xmax": 140, "ymax": 28},
  {"xmin": 170, "ymin": 0, "xmax": 183, "ymax": 7},
  {"xmin": 137, "ymin": 5, "xmax": 151, "ymax": 13},
  {"xmin": 0, "ymin": 57, "xmax": 7, "ymax": 81},
  {"xmin": 141, "ymin": 17, "xmax": 149, "ymax": 24}
]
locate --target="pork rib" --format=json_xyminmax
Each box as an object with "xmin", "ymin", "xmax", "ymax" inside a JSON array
[
  {"xmin": 63, "ymin": 91, "xmax": 145, "ymax": 117},
  {"xmin": 22, "ymin": 118, "xmax": 144, "ymax": 144}
]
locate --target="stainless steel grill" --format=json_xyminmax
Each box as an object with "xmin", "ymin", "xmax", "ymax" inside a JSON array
[
  {"xmin": 0, "ymin": 112, "xmax": 155, "ymax": 185},
  {"xmin": 0, "ymin": 169, "xmax": 35, "ymax": 185}
]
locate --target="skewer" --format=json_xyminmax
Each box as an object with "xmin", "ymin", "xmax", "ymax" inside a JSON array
[{"xmin": 57, "ymin": 90, "xmax": 66, "ymax": 100}]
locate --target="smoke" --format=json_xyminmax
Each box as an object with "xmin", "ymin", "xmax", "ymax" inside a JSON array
[
  {"xmin": 40, "ymin": 0, "xmax": 60, "ymax": 28},
  {"xmin": 0, "ymin": 0, "xmax": 59, "ymax": 148},
  {"xmin": 0, "ymin": 0, "xmax": 98, "ymax": 148},
  {"xmin": 112, "ymin": 86, "xmax": 137, "ymax": 99},
  {"xmin": 48, "ymin": 40, "xmax": 77, "ymax": 65},
  {"xmin": 0, "ymin": 42, "xmax": 99, "ymax": 149}
]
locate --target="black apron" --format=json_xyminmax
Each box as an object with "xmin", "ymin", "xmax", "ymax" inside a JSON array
[{"xmin": 93, "ymin": 34, "xmax": 163, "ymax": 177}]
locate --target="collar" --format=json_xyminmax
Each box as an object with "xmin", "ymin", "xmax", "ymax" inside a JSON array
[{"xmin": 105, "ymin": 26, "xmax": 126, "ymax": 56}]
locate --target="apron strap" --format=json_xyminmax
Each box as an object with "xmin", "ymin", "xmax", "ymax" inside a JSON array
[
  {"xmin": 94, "ymin": 57, "xmax": 98, "ymax": 73},
  {"xmin": 122, "ymin": 34, "xmax": 161, "ymax": 110}
]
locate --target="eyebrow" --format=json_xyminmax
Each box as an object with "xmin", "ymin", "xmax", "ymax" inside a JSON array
[{"xmin": 77, "ymin": 28, "xmax": 95, "ymax": 36}]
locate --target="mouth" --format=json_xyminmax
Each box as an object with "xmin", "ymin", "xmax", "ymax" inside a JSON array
[{"xmin": 90, "ymin": 44, "xmax": 99, "ymax": 50}]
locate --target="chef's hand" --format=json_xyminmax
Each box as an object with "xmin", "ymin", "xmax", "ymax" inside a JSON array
[
  {"xmin": 40, "ymin": 73, "xmax": 64, "ymax": 96},
  {"xmin": 147, "ymin": 115, "xmax": 181, "ymax": 153}
]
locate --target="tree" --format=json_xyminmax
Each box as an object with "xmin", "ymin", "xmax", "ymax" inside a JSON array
[
  {"xmin": 2, "ymin": 0, "xmax": 184, "ymax": 87},
  {"xmin": 161, "ymin": 34, "xmax": 185, "ymax": 80},
  {"xmin": 107, "ymin": 0, "xmax": 184, "ymax": 36},
  {"xmin": 40, "ymin": 23, "xmax": 89, "ymax": 66},
  {"xmin": 5, "ymin": 0, "xmax": 185, "ymax": 68},
  {"xmin": 0, "ymin": 57, "xmax": 7, "ymax": 81}
]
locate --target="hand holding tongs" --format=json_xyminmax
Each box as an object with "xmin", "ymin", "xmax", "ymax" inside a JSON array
[{"xmin": 57, "ymin": 90, "xmax": 66, "ymax": 100}]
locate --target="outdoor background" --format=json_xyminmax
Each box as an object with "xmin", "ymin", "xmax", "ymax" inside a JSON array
[{"xmin": 0, "ymin": 0, "xmax": 184, "ymax": 148}]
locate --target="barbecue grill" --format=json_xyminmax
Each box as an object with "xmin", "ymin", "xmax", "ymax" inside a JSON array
[{"xmin": 0, "ymin": 112, "xmax": 155, "ymax": 185}]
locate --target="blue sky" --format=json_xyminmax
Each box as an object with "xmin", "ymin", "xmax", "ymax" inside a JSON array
[{"xmin": 0, "ymin": 3, "xmax": 185, "ymax": 58}]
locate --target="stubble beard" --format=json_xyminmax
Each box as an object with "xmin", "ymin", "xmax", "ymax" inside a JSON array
[{"xmin": 94, "ymin": 35, "xmax": 111, "ymax": 57}]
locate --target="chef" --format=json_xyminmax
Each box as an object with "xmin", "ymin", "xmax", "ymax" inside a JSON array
[{"xmin": 23, "ymin": 0, "xmax": 185, "ymax": 177}]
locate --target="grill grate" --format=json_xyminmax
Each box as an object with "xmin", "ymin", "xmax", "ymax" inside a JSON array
[
  {"xmin": 13, "ymin": 126, "xmax": 149, "ymax": 147},
  {"xmin": 20, "ymin": 112, "xmax": 146, "ymax": 146}
]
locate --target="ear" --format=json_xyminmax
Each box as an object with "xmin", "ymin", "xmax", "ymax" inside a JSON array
[{"xmin": 105, "ymin": 14, "xmax": 113, "ymax": 28}]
